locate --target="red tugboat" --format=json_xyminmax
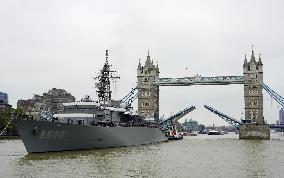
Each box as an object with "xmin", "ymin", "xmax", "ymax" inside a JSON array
[{"xmin": 165, "ymin": 125, "xmax": 183, "ymax": 140}]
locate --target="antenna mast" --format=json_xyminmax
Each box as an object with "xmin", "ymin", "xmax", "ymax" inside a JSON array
[{"xmin": 94, "ymin": 50, "xmax": 120, "ymax": 103}]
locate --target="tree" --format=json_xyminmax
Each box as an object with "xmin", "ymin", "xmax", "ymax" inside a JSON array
[{"xmin": 0, "ymin": 108, "xmax": 27, "ymax": 135}]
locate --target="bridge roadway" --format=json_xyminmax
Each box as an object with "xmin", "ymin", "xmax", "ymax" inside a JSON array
[{"xmin": 155, "ymin": 76, "xmax": 244, "ymax": 86}]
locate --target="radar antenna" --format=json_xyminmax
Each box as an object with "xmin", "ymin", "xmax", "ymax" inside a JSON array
[{"xmin": 94, "ymin": 50, "xmax": 120, "ymax": 103}]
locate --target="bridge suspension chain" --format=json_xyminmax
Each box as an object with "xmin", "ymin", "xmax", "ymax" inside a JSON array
[
  {"xmin": 263, "ymin": 83, "xmax": 284, "ymax": 108},
  {"xmin": 121, "ymin": 86, "xmax": 137, "ymax": 102},
  {"xmin": 125, "ymin": 93, "xmax": 138, "ymax": 107},
  {"xmin": 121, "ymin": 87, "xmax": 138, "ymax": 107}
]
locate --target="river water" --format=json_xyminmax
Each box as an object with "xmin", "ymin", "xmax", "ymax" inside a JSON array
[{"xmin": 1, "ymin": 133, "xmax": 284, "ymax": 178}]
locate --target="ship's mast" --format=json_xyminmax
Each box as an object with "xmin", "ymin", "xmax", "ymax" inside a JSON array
[{"xmin": 94, "ymin": 50, "xmax": 120, "ymax": 104}]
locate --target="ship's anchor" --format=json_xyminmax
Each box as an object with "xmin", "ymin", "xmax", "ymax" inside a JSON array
[{"xmin": 32, "ymin": 127, "xmax": 40, "ymax": 135}]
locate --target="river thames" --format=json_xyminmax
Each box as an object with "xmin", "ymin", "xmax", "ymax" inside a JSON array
[{"xmin": 1, "ymin": 133, "xmax": 284, "ymax": 178}]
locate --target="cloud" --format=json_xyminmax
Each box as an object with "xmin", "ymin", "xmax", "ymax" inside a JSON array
[{"xmin": 1, "ymin": 0, "xmax": 283, "ymax": 126}]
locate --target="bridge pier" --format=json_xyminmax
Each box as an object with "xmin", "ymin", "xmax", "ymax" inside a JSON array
[{"xmin": 239, "ymin": 124, "xmax": 270, "ymax": 140}]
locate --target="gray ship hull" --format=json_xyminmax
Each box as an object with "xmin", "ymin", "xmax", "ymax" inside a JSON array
[{"xmin": 13, "ymin": 119, "xmax": 167, "ymax": 153}]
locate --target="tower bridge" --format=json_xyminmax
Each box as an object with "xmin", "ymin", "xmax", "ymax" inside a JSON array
[
  {"xmin": 156, "ymin": 76, "xmax": 244, "ymax": 86},
  {"xmin": 136, "ymin": 49, "xmax": 271, "ymax": 139}
]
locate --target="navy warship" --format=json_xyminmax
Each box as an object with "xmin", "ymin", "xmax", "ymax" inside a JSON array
[{"xmin": 13, "ymin": 50, "xmax": 167, "ymax": 153}]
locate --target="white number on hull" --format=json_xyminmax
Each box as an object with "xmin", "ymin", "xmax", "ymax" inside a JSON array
[{"xmin": 38, "ymin": 131, "xmax": 66, "ymax": 139}]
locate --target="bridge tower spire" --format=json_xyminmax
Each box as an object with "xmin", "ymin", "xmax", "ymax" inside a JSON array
[
  {"xmin": 137, "ymin": 51, "xmax": 159, "ymax": 121},
  {"xmin": 243, "ymin": 49, "xmax": 264, "ymax": 124}
]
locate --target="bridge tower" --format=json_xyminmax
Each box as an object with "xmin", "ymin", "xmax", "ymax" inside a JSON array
[
  {"xmin": 240, "ymin": 49, "xmax": 270, "ymax": 139},
  {"xmin": 243, "ymin": 50, "xmax": 264, "ymax": 124},
  {"xmin": 137, "ymin": 51, "xmax": 159, "ymax": 120}
]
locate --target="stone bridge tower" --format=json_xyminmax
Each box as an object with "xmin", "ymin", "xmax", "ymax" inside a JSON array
[
  {"xmin": 243, "ymin": 50, "xmax": 264, "ymax": 124},
  {"xmin": 137, "ymin": 51, "xmax": 159, "ymax": 120}
]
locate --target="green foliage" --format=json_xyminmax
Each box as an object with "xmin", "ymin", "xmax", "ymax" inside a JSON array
[
  {"xmin": 0, "ymin": 108, "xmax": 27, "ymax": 132},
  {"xmin": 183, "ymin": 118, "xmax": 204, "ymax": 131}
]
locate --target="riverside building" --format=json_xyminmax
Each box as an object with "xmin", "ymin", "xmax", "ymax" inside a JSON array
[
  {"xmin": 17, "ymin": 88, "xmax": 75, "ymax": 113},
  {"xmin": 0, "ymin": 92, "xmax": 12, "ymax": 112},
  {"xmin": 0, "ymin": 92, "xmax": 8, "ymax": 104},
  {"xmin": 279, "ymin": 108, "xmax": 284, "ymax": 125}
]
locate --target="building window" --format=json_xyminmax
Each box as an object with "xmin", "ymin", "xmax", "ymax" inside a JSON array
[
  {"xmin": 250, "ymin": 110, "xmax": 258, "ymax": 120},
  {"xmin": 142, "ymin": 102, "xmax": 150, "ymax": 107},
  {"xmin": 249, "ymin": 90, "xmax": 253, "ymax": 94},
  {"xmin": 143, "ymin": 77, "xmax": 149, "ymax": 82},
  {"xmin": 249, "ymin": 74, "xmax": 255, "ymax": 79},
  {"xmin": 250, "ymin": 110, "xmax": 255, "ymax": 120},
  {"xmin": 142, "ymin": 91, "xmax": 150, "ymax": 97},
  {"xmin": 249, "ymin": 100, "xmax": 258, "ymax": 106},
  {"xmin": 249, "ymin": 89, "xmax": 259, "ymax": 95}
]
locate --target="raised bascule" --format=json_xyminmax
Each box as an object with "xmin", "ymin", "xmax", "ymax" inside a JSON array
[{"xmin": 135, "ymin": 48, "xmax": 279, "ymax": 140}]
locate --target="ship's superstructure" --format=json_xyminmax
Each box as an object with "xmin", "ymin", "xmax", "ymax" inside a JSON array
[{"xmin": 13, "ymin": 50, "xmax": 167, "ymax": 153}]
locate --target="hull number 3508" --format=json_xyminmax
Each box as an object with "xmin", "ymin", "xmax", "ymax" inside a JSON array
[{"xmin": 39, "ymin": 131, "xmax": 66, "ymax": 139}]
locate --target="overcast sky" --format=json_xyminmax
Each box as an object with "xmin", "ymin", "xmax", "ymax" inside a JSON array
[{"xmin": 1, "ymin": 0, "xmax": 284, "ymax": 126}]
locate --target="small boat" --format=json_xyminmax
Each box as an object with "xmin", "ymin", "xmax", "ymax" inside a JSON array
[
  {"xmin": 168, "ymin": 135, "xmax": 183, "ymax": 140},
  {"xmin": 165, "ymin": 129, "xmax": 183, "ymax": 140},
  {"xmin": 198, "ymin": 130, "xmax": 208, "ymax": 134},
  {"xmin": 208, "ymin": 130, "xmax": 223, "ymax": 135},
  {"xmin": 185, "ymin": 132, "xmax": 198, "ymax": 136}
]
